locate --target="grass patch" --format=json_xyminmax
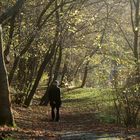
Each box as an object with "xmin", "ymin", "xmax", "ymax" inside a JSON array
[
  {"xmin": 62, "ymin": 88, "xmax": 117, "ymax": 123},
  {"xmin": 4, "ymin": 138, "xmax": 15, "ymax": 140}
]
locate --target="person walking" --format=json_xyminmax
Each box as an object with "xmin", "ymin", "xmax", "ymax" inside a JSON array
[{"xmin": 48, "ymin": 80, "xmax": 61, "ymax": 122}]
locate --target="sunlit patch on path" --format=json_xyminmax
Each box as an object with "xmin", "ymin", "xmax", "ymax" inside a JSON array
[{"xmin": 60, "ymin": 132, "xmax": 140, "ymax": 140}]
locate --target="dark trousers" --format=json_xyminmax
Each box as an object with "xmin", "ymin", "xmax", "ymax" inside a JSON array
[{"xmin": 51, "ymin": 106, "xmax": 60, "ymax": 121}]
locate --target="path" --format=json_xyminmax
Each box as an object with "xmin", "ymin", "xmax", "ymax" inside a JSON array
[{"xmin": 2, "ymin": 104, "xmax": 136, "ymax": 140}]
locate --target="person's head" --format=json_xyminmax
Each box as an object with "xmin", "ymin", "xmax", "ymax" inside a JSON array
[{"xmin": 52, "ymin": 80, "xmax": 59, "ymax": 86}]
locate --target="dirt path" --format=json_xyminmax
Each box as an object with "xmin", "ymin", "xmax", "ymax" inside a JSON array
[
  {"xmin": 0, "ymin": 104, "xmax": 139, "ymax": 140},
  {"xmin": 10, "ymin": 104, "xmax": 140, "ymax": 139}
]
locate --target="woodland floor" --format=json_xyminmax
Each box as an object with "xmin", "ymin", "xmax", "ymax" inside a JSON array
[{"xmin": 0, "ymin": 97, "xmax": 140, "ymax": 140}]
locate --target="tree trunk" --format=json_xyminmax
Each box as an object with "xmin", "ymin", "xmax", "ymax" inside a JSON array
[
  {"xmin": 39, "ymin": 51, "xmax": 57, "ymax": 105},
  {"xmin": 133, "ymin": 0, "xmax": 139, "ymax": 63},
  {"xmin": 24, "ymin": 45, "xmax": 56, "ymax": 107},
  {"xmin": 4, "ymin": 14, "xmax": 16, "ymax": 64},
  {"xmin": 60, "ymin": 63, "xmax": 67, "ymax": 86},
  {"xmin": 80, "ymin": 61, "xmax": 89, "ymax": 88},
  {"xmin": 53, "ymin": 43, "xmax": 62, "ymax": 81},
  {"xmin": 8, "ymin": 56, "xmax": 20, "ymax": 85},
  {"xmin": 40, "ymin": 1, "xmax": 62, "ymax": 106},
  {"xmin": 0, "ymin": 25, "xmax": 14, "ymax": 126},
  {"xmin": 40, "ymin": 43, "xmax": 62, "ymax": 105}
]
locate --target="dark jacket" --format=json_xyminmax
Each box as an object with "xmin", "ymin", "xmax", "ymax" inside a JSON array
[{"xmin": 49, "ymin": 85, "xmax": 61, "ymax": 107}]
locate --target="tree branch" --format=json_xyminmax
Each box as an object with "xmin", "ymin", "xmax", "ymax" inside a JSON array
[
  {"xmin": 109, "ymin": 18, "xmax": 133, "ymax": 52},
  {"xmin": 130, "ymin": 0, "xmax": 135, "ymax": 33},
  {"xmin": 0, "ymin": 0, "xmax": 25, "ymax": 24}
]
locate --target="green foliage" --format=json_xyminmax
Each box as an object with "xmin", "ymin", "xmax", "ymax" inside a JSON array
[
  {"xmin": 97, "ymin": 114, "xmax": 116, "ymax": 124},
  {"xmin": 4, "ymin": 138, "xmax": 16, "ymax": 140}
]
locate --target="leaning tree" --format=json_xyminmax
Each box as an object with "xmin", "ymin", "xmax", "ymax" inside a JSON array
[{"xmin": 0, "ymin": 0, "xmax": 25, "ymax": 126}]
